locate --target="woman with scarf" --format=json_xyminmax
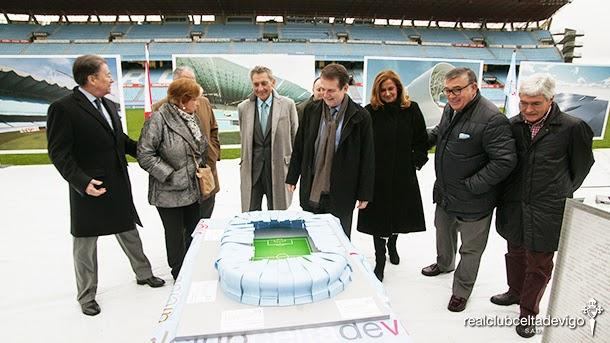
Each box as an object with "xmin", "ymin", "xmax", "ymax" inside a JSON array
[
  {"xmin": 137, "ymin": 78, "xmax": 208, "ymax": 280},
  {"xmin": 357, "ymin": 70, "xmax": 429, "ymax": 281}
]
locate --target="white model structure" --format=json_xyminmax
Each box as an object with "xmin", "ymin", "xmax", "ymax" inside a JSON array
[{"xmin": 214, "ymin": 211, "xmax": 353, "ymax": 306}]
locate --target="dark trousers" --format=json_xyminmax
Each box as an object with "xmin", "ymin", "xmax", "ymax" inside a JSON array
[
  {"xmin": 250, "ymin": 171, "xmax": 273, "ymax": 211},
  {"xmin": 156, "ymin": 201, "xmax": 200, "ymax": 279},
  {"xmin": 505, "ymin": 241, "xmax": 555, "ymax": 317},
  {"xmin": 312, "ymin": 194, "xmax": 353, "ymax": 239},
  {"xmin": 200, "ymin": 194, "xmax": 215, "ymax": 219}
]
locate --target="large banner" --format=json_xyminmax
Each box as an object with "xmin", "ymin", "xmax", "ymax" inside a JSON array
[
  {"xmin": 173, "ymin": 54, "xmax": 315, "ymax": 132},
  {"xmin": 519, "ymin": 62, "xmax": 610, "ymax": 140},
  {"xmin": 364, "ymin": 57, "xmax": 484, "ymax": 128},
  {"xmin": 0, "ymin": 55, "xmax": 125, "ymax": 153}
]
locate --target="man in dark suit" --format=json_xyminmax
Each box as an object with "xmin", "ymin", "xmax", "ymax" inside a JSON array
[
  {"xmin": 286, "ymin": 63, "xmax": 375, "ymax": 238},
  {"xmin": 47, "ymin": 55, "xmax": 164, "ymax": 317}
]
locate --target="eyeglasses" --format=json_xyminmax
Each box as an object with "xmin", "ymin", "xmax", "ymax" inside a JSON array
[{"xmin": 442, "ymin": 82, "xmax": 473, "ymax": 96}]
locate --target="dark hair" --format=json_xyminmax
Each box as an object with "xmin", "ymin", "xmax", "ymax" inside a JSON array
[
  {"xmin": 72, "ymin": 55, "xmax": 107, "ymax": 86},
  {"xmin": 370, "ymin": 70, "xmax": 411, "ymax": 110},
  {"xmin": 445, "ymin": 67, "xmax": 477, "ymax": 84},
  {"xmin": 320, "ymin": 63, "xmax": 350, "ymax": 88}
]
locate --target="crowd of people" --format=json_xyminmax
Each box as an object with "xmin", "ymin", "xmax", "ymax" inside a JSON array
[{"xmin": 47, "ymin": 54, "xmax": 595, "ymax": 338}]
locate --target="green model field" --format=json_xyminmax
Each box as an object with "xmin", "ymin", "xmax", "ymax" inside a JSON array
[{"xmin": 252, "ymin": 237, "xmax": 312, "ymax": 260}]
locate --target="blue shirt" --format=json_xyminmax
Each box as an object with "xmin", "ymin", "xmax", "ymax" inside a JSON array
[{"xmin": 257, "ymin": 94, "xmax": 273, "ymax": 125}]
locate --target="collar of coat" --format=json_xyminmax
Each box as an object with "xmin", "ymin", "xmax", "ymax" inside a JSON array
[
  {"xmin": 71, "ymin": 87, "xmax": 118, "ymax": 136},
  {"xmin": 308, "ymin": 95, "xmax": 365, "ymax": 146},
  {"xmin": 157, "ymin": 102, "xmax": 201, "ymax": 154}
]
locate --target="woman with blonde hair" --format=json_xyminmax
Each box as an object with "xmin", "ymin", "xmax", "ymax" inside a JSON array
[
  {"xmin": 137, "ymin": 78, "xmax": 208, "ymax": 280},
  {"xmin": 357, "ymin": 70, "xmax": 429, "ymax": 281}
]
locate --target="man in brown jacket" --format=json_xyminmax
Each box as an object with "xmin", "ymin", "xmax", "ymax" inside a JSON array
[{"xmin": 152, "ymin": 66, "xmax": 220, "ymax": 217}]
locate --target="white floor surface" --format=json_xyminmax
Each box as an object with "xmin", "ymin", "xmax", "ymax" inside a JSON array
[{"xmin": 2, "ymin": 149, "xmax": 610, "ymax": 343}]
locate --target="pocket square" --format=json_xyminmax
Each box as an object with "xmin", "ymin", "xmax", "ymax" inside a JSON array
[{"xmin": 458, "ymin": 133, "xmax": 471, "ymax": 139}]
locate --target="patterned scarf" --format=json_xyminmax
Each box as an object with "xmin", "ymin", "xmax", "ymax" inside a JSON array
[{"xmin": 173, "ymin": 104, "xmax": 203, "ymax": 142}]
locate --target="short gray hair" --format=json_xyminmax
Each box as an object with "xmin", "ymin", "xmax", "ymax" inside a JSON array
[
  {"xmin": 173, "ymin": 66, "xmax": 195, "ymax": 80},
  {"xmin": 445, "ymin": 67, "xmax": 477, "ymax": 84},
  {"xmin": 250, "ymin": 65, "xmax": 275, "ymax": 81},
  {"xmin": 519, "ymin": 73, "xmax": 556, "ymax": 100}
]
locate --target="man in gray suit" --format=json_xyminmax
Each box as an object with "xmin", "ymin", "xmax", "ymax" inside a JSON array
[{"xmin": 238, "ymin": 66, "xmax": 298, "ymax": 212}]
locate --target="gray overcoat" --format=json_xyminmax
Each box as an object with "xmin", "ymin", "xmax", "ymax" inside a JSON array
[{"xmin": 137, "ymin": 103, "xmax": 207, "ymax": 208}]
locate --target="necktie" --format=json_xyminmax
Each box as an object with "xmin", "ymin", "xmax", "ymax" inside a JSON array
[
  {"xmin": 331, "ymin": 107, "xmax": 339, "ymax": 120},
  {"xmin": 260, "ymin": 102, "xmax": 269, "ymax": 133},
  {"xmin": 94, "ymin": 98, "xmax": 113, "ymax": 128}
]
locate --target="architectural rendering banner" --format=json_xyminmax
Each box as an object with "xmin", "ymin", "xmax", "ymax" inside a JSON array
[
  {"xmin": 519, "ymin": 61, "xmax": 610, "ymax": 140},
  {"xmin": 0, "ymin": 55, "xmax": 125, "ymax": 153},
  {"xmin": 363, "ymin": 56, "xmax": 484, "ymax": 128}
]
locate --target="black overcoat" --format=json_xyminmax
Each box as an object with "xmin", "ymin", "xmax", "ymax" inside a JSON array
[
  {"xmin": 496, "ymin": 103, "xmax": 594, "ymax": 252},
  {"xmin": 286, "ymin": 96, "xmax": 375, "ymax": 216},
  {"xmin": 357, "ymin": 102, "xmax": 429, "ymax": 236},
  {"xmin": 47, "ymin": 87, "xmax": 141, "ymax": 237}
]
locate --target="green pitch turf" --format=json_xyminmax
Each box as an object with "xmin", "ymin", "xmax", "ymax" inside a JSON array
[{"xmin": 252, "ymin": 237, "xmax": 312, "ymax": 260}]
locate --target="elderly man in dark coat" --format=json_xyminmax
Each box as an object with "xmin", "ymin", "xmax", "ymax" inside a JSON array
[
  {"xmin": 491, "ymin": 73, "xmax": 594, "ymax": 338},
  {"xmin": 47, "ymin": 55, "xmax": 164, "ymax": 316}
]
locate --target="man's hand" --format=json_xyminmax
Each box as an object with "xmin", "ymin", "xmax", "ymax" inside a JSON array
[
  {"xmin": 286, "ymin": 184, "xmax": 296, "ymax": 192},
  {"xmin": 356, "ymin": 200, "xmax": 368, "ymax": 209},
  {"xmin": 85, "ymin": 179, "xmax": 106, "ymax": 197}
]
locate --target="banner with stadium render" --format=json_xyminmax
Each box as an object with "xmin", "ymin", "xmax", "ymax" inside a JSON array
[
  {"xmin": 0, "ymin": 55, "xmax": 126, "ymax": 154},
  {"xmin": 519, "ymin": 61, "xmax": 610, "ymax": 140},
  {"xmin": 363, "ymin": 56, "xmax": 484, "ymax": 128},
  {"xmin": 172, "ymin": 54, "xmax": 315, "ymax": 132}
]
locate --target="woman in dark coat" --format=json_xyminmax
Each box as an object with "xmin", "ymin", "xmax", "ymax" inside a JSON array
[
  {"xmin": 138, "ymin": 78, "xmax": 208, "ymax": 279},
  {"xmin": 357, "ymin": 70, "xmax": 429, "ymax": 281}
]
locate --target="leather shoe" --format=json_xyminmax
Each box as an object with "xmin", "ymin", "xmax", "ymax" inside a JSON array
[
  {"xmin": 516, "ymin": 323, "xmax": 537, "ymax": 338},
  {"xmin": 490, "ymin": 291, "xmax": 520, "ymax": 306},
  {"xmin": 447, "ymin": 295, "xmax": 467, "ymax": 312},
  {"xmin": 81, "ymin": 300, "xmax": 101, "ymax": 316},
  {"xmin": 137, "ymin": 276, "xmax": 165, "ymax": 288},
  {"xmin": 421, "ymin": 263, "xmax": 453, "ymax": 277}
]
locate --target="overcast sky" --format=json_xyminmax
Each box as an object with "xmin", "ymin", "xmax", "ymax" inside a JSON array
[{"xmin": 550, "ymin": 0, "xmax": 610, "ymax": 64}]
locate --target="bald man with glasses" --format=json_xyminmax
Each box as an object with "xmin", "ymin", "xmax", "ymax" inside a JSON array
[{"xmin": 421, "ymin": 67, "xmax": 517, "ymax": 312}]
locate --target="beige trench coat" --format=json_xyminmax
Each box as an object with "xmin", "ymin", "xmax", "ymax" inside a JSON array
[{"xmin": 238, "ymin": 89, "xmax": 298, "ymax": 211}]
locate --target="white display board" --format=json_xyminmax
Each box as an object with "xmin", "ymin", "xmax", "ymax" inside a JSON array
[{"xmin": 543, "ymin": 199, "xmax": 610, "ymax": 342}]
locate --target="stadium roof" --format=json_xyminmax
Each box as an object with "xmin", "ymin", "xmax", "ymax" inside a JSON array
[
  {"xmin": 0, "ymin": 66, "xmax": 73, "ymax": 102},
  {"xmin": 1, "ymin": 0, "xmax": 570, "ymax": 23}
]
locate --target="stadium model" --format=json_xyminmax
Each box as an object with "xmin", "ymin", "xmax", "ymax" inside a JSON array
[{"xmin": 214, "ymin": 211, "xmax": 352, "ymax": 306}]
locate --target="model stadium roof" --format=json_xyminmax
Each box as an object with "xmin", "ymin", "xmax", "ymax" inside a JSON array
[{"xmin": 1, "ymin": 0, "xmax": 569, "ymax": 22}]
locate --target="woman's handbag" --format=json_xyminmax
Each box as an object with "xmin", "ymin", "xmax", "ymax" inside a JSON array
[{"xmin": 190, "ymin": 149, "xmax": 215, "ymax": 198}]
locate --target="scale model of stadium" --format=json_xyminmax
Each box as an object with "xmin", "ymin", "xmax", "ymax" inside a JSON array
[{"xmin": 214, "ymin": 211, "xmax": 353, "ymax": 306}]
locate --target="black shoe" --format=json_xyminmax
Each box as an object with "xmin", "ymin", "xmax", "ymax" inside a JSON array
[
  {"xmin": 490, "ymin": 291, "xmax": 520, "ymax": 306},
  {"xmin": 137, "ymin": 276, "xmax": 165, "ymax": 288},
  {"xmin": 81, "ymin": 300, "xmax": 101, "ymax": 316},
  {"xmin": 387, "ymin": 235, "xmax": 400, "ymax": 265},
  {"xmin": 516, "ymin": 323, "xmax": 537, "ymax": 338},
  {"xmin": 447, "ymin": 295, "xmax": 467, "ymax": 312},
  {"xmin": 421, "ymin": 263, "xmax": 453, "ymax": 277}
]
